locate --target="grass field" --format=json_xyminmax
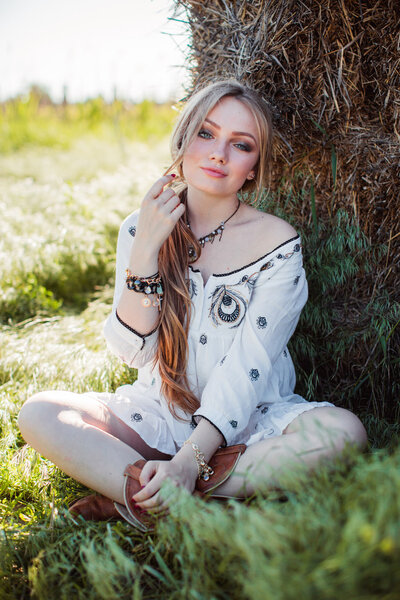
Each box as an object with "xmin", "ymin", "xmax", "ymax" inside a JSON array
[{"xmin": 0, "ymin": 98, "xmax": 399, "ymax": 599}]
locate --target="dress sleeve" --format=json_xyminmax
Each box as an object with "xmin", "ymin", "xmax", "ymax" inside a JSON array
[
  {"xmin": 192, "ymin": 242, "xmax": 308, "ymax": 446},
  {"xmin": 103, "ymin": 210, "xmax": 159, "ymax": 368}
]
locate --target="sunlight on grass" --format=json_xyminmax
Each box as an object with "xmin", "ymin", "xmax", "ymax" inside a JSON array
[{"xmin": 0, "ymin": 136, "xmax": 171, "ymax": 322}]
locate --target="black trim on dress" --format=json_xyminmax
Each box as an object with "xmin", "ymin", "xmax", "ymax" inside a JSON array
[
  {"xmin": 191, "ymin": 414, "xmax": 227, "ymax": 447},
  {"xmin": 115, "ymin": 310, "xmax": 158, "ymax": 346},
  {"xmin": 188, "ymin": 235, "xmax": 300, "ymax": 279}
]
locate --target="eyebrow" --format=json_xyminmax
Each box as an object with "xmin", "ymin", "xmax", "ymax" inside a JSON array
[{"xmin": 204, "ymin": 118, "xmax": 257, "ymax": 144}]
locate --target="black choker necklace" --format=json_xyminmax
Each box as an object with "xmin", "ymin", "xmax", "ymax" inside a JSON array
[{"xmin": 187, "ymin": 200, "xmax": 241, "ymax": 261}]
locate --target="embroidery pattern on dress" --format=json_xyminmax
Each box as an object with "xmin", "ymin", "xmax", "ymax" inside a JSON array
[
  {"xmin": 219, "ymin": 355, "xmax": 227, "ymax": 366},
  {"xmin": 229, "ymin": 420, "xmax": 238, "ymax": 428},
  {"xmin": 249, "ymin": 368, "xmax": 260, "ymax": 381},
  {"xmin": 293, "ymin": 275, "xmax": 300, "ymax": 285},
  {"xmin": 276, "ymin": 242, "xmax": 302, "ymax": 261},
  {"xmin": 208, "ymin": 285, "xmax": 248, "ymax": 328},
  {"xmin": 260, "ymin": 260, "xmax": 274, "ymax": 272},
  {"xmin": 199, "ymin": 334, "xmax": 207, "ymax": 345},
  {"xmin": 128, "ymin": 225, "xmax": 136, "ymax": 237},
  {"xmin": 131, "ymin": 412, "xmax": 143, "ymax": 422},
  {"xmin": 232, "ymin": 271, "xmax": 259, "ymax": 291},
  {"xmin": 240, "ymin": 272, "xmax": 259, "ymax": 290},
  {"xmin": 187, "ymin": 278, "xmax": 198, "ymax": 300},
  {"xmin": 256, "ymin": 316, "xmax": 267, "ymax": 329}
]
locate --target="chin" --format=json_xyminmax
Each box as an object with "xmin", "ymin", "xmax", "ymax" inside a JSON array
[{"xmin": 187, "ymin": 176, "xmax": 233, "ymax": 197}]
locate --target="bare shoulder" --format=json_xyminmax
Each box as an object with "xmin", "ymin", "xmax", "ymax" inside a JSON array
[{"xmin": 239, "ymin": 204, "xmax": 298, "ymax": 256}]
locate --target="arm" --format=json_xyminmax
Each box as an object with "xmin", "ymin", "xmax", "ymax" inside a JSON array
[{"xmin": 103, "ymin": 174, "xmax": 185, "ymax": 368}]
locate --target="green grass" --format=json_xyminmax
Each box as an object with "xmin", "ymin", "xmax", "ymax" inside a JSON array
[{"xmin": 1, "ymin": 105, "xmax": 399, "ymax": 598}]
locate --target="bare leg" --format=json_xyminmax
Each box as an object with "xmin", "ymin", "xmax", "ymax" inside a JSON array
[
  {"xmin": 213, "ymin": 407, "xmax": 368, "ymax": 498},
  {"xmin": 18, "ymin": 391, "xmax": 172, "ymax": 504}
]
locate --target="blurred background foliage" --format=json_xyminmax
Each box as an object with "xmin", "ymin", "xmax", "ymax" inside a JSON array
[{"xmin": 0, "ymin": 85, "xmax": 177, "ymax": 153}]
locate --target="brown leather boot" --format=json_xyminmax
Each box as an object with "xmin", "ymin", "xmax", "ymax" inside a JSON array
[{"xmin": 68, "ymin": 494, "xmax": 120, "ymax": 521}]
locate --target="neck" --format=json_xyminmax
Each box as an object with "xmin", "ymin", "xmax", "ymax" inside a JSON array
[{"xmin": 185, "ymin": 186, "xmax": 239, "ymax": 237}]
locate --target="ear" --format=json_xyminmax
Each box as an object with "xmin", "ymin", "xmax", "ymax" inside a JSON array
[{"xmin": 247, "ymin": 171, "xmax": 255, "ymax": 180}]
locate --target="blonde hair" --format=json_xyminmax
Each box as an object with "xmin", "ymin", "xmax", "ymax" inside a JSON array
[
  {"xmin": 168, "ymin": 79, "xmax": 273, "ymax": 201},
  {"xmin": 156, "ymin": 80, "xmax": 273, "ymax": 421}
]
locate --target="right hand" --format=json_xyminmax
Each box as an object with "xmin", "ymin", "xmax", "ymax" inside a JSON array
[{"xmin": 134, "ymin": 174, "xmax": 185, "ymax": 254}]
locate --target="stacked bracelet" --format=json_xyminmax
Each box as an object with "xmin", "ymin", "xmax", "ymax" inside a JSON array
[
  {"xmin": 125, "ymin": 269, "xmax": 164, "ymax": 310},
  {"xmin": 183, "ymin": 440, "xmax": 214, "ymax": 481}
]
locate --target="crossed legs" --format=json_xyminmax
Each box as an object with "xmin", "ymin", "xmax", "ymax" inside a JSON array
[{"xmin": 19, "ymin": 396, "xmax": 367, "ymax": 504}]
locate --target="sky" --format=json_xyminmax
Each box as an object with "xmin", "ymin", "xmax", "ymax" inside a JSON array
[{"xmin": 0, "ymin": 0, "xmax": 190, "ymax": 103}]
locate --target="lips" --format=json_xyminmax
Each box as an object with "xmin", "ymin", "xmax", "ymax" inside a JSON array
[{"xmin": 200, "ymin": 167, "xmax": 227, "ymax": 178}]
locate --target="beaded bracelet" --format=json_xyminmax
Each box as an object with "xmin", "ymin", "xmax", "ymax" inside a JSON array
[
  {"xmin": 125, "ymin": 269, "xmax": 164, "ymax": 310},
  {"xmin": 183, "ymin": 440, "xmax": 214, "ymax": 481}
]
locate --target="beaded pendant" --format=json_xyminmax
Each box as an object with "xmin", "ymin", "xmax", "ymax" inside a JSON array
[{"xmin": 186, "ymin": 200, "xmax": 240, "ymax": 260}]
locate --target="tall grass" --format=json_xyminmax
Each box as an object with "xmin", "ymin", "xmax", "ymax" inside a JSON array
[{"xmin": 1, "ymin": 101, "xmax": 399, "ymax": 598}]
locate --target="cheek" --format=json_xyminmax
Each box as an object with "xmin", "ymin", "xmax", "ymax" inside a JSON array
[
  {"xmin": 184, "ymin": 139, "xmax": 203, "ymax": 160},
  {"xmin": 242, "ymin": 154, "xmax": 259, "ymax": 178},
  {"xmin": 233, "ymin": 155, "xmax": 257, "ymax": 179},
  {"xmin": 181, "ymin": 145, "xmax": 197, "ymax": 171}
]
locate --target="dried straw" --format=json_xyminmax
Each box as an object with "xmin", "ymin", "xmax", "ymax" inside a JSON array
[{"xmin": 172, "ymin": 0, "xmax": 400, "ymax": 284}]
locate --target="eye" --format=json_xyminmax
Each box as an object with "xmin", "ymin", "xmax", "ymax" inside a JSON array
[
  {"xmin": 198, "ymin": 129, "xmax": 213, "ymax": 139},
  {"xmin": 234, "ymin": 142, "xmax": 252, "ymax": 152}
]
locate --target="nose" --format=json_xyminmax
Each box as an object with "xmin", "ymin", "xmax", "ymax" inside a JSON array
[{"xmin": 209, "ymin": 141, "xmax": 227, "ymax": 164}]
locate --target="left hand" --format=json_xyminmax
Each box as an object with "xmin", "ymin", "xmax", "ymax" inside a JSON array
[{"xmin": 132, "ymin": 457, "xmax": 198, "ymax": 513}]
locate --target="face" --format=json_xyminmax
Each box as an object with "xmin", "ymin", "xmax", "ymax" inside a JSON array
[{"xmin": 182, "ymin": 96, "xmax": 260, "ymax": 198}]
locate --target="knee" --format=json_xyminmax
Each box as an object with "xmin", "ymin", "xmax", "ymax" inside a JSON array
[
  {"xmin": 339, "ymin": 409, "xmax": 368, "ymax": 450},
  {"xmin": 18, "ymin": 392, "xmax": 54, "ymax": 443},
  {"xmin": 297, "ymin": 406, "xmax": 368, "ymax": 453}
]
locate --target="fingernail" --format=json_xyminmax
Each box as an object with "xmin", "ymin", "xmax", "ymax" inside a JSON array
[{"xmin": 170, "ymin": 173, "xmax": 176, "ymax": 178}]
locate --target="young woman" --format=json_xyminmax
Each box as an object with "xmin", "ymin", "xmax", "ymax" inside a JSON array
[{"xmin": 18, "ymin": 80, "xmax": 367, "ymax": 529}]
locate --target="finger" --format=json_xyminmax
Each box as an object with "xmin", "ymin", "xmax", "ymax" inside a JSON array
[
  {"xmin": 162, "ymin": 194, "xmax": 182, "ymax": 215},
  {"xmin": 148, "ymin": 174, "xmax": 175, "ymax": 200},
  {"xmin": 143, "ymin": 486, "xmax": 178, "ymax": 513},
  {"xmin": 133, "ymin": 473, "xmax": 163, "ymax": 503},
  {"xmin": 139, "ymin": 462, "xmax": 158, "ymax": 487},
  {"xmin": 157, "ymin": 187, "xmax": 177, "ymax": 205},
  {"xmin": 170, "ymin": 202, "xmax": 186, "ymax": 222},
  {"xmin": 138, "ymin": 490, "xmax": 167, "ymax": 511}
]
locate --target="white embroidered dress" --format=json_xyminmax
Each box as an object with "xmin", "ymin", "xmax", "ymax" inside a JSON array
[{"xmin": 100, "ymin": 210, "xmax": 333, "ymax": 455}]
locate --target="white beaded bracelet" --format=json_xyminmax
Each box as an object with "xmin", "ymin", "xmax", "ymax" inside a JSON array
[{"xmin": 183, "ymin": 441, "xmax": 214, "ymax": 481}]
